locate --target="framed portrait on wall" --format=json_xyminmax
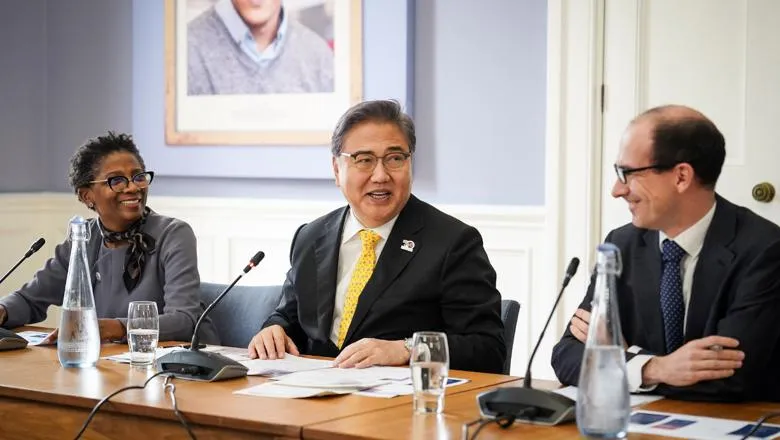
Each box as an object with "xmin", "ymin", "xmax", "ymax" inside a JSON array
[{"xmin": 165, "ymin": 0, "xmax": 363, "ymax": 145}]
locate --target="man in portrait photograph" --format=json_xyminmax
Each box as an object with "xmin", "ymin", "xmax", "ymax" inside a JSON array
[{"xmin": 187, "ymin": 0, "xmax": 335, "ymax": 95}]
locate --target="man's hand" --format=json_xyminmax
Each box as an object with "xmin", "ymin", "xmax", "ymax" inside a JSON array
[
  {"xmin": 569, "ymin": 308, "xmax": 628, "ymax": 349},
  {"xmin": 334, "ymin": 338, "xmax": 410, "ymax": 368},
  {"xmin": 642, "ymin": 336, "xmax": 744, "ymax": 387},
  {"xmin": 569, "ymin": 308, "xmax": 590, "ymax": 343},
  {"xmin": 40, "ymin": 318, "xmax": 126, "ymax": 345},
  {"xmin": 248, "ymin": 325, "xmax": 299, "ymax": 360}
]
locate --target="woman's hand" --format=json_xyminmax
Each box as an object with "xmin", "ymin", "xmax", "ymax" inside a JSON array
[
  {"xmin": 40, "ymin": 318, "xmax": 126, "ymax": 345},
  {"xmin": 98, "ymin": 319, "xmax": 126, "ymax": 342}
]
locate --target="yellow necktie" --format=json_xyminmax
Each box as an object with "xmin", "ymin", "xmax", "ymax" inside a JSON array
[{"xmin": 337, "ymin": 229, "xmax": 381, "ymax": 348}]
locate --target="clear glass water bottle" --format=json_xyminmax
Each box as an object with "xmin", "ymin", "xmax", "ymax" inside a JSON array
[
  {"xmin": 57, "ymin": 216, "xmax": 100, "ymax": 368},
  {"xmin": 576, "ymin": 243, "xmax": 630, "ymax": 439}
]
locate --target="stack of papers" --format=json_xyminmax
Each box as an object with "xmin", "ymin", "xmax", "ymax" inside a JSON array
[
  {"xmin": 101, "ymin": 345, "xmax": 471, "ymax": 399},
  {"xmin": 234, "ymin": 364, "xmax": 469, "ymax": 399}
]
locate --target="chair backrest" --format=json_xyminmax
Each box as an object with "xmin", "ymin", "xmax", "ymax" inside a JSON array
[
  {"xmin": 199, "ymin": 283, "xmax": 284, "ymax": 348},
  {"xmin": 500, "ymin": 299, "xmax": 521, "ymax": 375}
]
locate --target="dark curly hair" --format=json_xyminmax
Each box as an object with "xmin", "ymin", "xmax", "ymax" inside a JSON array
[{"xmin": 68, "ymin": 131, "xmax": 145, "ymax": 194}]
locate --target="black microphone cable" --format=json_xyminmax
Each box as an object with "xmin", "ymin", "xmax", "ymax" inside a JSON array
[
  {"xmin": 461, "ymin": 409, "xmax": 541, "ymax": 440},
  {"xmin": 73, "ymin": 371, "xmax": 197, "ymax": 440},
  {"xmin": 739, "ymin": 411, "xmax": 780, "ymax": 440}
]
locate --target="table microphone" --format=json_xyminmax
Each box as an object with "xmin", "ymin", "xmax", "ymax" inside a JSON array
[
  {"xmin": 0, "ymin": 238, "xmax": 46, "ymax": 286},
  {"xmin": 477, "ymin": 257, "xmax": 580, "ymax": 426},
  {"xmin": 156, "ymin": 250, "xmax": 265, "ymax": 382}
]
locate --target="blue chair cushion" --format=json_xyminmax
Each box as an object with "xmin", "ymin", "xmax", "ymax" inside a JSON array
[{"xmin": 199, "ymin": 283, "xmax": 284, "ymax": 348}]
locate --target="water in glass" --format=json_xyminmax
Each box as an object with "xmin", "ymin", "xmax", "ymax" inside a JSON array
[
  {"xmin": 127, "ymin": 301, "xmax": 159, "ymax": 366},
  {"xmin": 409, "ymin": 331, "xmax": 449, "ymax": 414}
]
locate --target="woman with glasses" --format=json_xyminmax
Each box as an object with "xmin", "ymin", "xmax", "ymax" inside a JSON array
[{"xmin": 0, "ymin": 132, "xmax": 218, "ymax": 344}]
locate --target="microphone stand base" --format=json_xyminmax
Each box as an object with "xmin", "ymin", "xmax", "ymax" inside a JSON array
[
  {"xmin": 156, "ymin": 350, "xmax": 248, "ymax": 382},
  {"xmin": 477, "ymin": 387, "xmax": 576, "ymax": 426}
]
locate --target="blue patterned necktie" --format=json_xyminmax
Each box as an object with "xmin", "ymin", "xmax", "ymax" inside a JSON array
[{"xmin": 660, "ymin": 239, "xmax": 686, "ymax": 353}]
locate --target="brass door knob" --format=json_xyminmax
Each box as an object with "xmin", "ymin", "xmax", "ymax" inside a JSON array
[{"xmin": 752, "ymin": 182, "xmax": 775, "ymax": 203}]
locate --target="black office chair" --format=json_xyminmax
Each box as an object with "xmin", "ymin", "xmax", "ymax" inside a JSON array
[
  {"xmin": 500, "ymin": 299, "xmax": 521, "ymax": 375},
  {"xmin": 199, "ymin": 283, "xmax": 284, "ymax": 348}
]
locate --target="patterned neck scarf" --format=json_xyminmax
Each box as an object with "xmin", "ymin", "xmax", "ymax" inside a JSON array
[{"xmin": 97, "ymin": 207, "xmax": 156, "ymax": 292}]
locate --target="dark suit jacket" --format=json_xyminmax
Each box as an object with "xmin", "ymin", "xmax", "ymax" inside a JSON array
[
  {"xmin": 263, "ymin": 195, "xmax": 506, "ymax": 373},
  {"xmin": 552, "ymin": 195, "xmax": 780, "ymax": 402}
]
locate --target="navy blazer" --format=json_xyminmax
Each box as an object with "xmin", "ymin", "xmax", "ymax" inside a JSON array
[
  {"xmin": 552, "ymin": 195, "xmax": 780, "ymax": 402},
  {"xmin": 263, "ymin": 195, "xmax": 506, "ymax": 373}
]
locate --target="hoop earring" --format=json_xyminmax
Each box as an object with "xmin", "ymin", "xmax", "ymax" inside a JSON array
[{"xmin": 88, "ymin": 202, "xmax": 95, "ymax": 209}]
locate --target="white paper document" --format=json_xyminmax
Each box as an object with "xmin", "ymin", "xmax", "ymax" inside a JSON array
[
  {"xmin": 629, "ymin": 410, "xmax": 780, "ymax": 439},
  {"xmin": 272, "ymin": 368, "xmax": 391, "ymax": 389},
  {"xmin": 553, "ymin": 385, "xmax": 665, "ymax": 407},
  {"xmin": 234, "ymin": 382, "xmax": 359, "ymax": 399},
  {"xmin": 354, "ymin": 377, "xmax": 470, "ymax": 398},
  {"xmin": 102, "ymin": 346, "xmax": 185, "ymax": 363},
  {"xmin": 16, "ymin": 331, "xmax": 51, "ymax": 346},
  {"xmin": 239, "ymin": 354, "xmax": 334, "ymax": 377}
]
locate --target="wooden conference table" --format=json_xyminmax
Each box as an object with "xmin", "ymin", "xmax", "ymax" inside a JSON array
[
  {"xmin": 1, "ymin": 332, "xmax": 777, "ymax": 439},
  {"xmin": 0, "ymin": 333, "xmax": 516, "ymax": 439}
]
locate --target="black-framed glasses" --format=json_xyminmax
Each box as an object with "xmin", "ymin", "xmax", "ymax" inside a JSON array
[
  {"xmin": 613, "ymin": 163, "xmax": 676, "ymax": 184},
  {"xmin": 89, "ymin": 171, "xmax": 155, "ymax": 193},
  {"xmin": 339, "ymin": 151, "xmax": 412, "ymax": 172}
]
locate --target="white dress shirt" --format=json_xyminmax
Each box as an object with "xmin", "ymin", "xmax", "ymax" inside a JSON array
[
  {"xmin": 329, "ymin": 211, "xmax": 398, "ymax": 345},
  {"xmin": 626, "ymin": 202, "xmax": 717, "ymax": 391}
]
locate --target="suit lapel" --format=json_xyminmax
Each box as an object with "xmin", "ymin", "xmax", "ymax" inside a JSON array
[
  {"xmin": 633, "ymin": 229, "xmax": 665, "ymax": 351},
  {"xmin": 686, "ymin": 197, "xmax": 736, "ymax": 340},
  {"xmin": 343, "ymin": 196, "xmax": 424, "ymax": 344},
  {"xmin": 313, "ymin": 207, "xmax": 348, "ymax": 341}
]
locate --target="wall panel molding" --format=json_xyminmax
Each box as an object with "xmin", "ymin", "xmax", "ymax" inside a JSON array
[{"xmin": 0, "ymin": 193, "xmax": 551, "ymax": 377}]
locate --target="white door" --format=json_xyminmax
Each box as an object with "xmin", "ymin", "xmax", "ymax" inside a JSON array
[{"xmin": 600, "ymin": 0, "xmax": 780, "ymax": 236}]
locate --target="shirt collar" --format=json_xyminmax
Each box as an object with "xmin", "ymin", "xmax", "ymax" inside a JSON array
[
  {"xmin": 214, "ymin": 0, "xmax": 287, "ymax": 46},
  {"xmin": 341, "ymin": 209, "xmax": 398, "ymax": 245},
  {"xmin": 659, "ymin": 201, "xmax": 717, "ymax": 258}
]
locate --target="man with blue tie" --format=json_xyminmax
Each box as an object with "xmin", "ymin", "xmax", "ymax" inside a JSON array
[
  {"xmin": 247, "ymin": 99, "xmax": 506, "ymax": 373},
  {"xmin": 551, "ymin": 105, "xmax": 780, "ymax": 402}
]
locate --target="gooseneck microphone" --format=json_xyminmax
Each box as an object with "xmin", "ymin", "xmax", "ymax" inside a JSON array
[
  {"xmin": 0, "ymin": 238, "xmax": 46, "ymax": 286},
  {"xmin": 477, "ymin": 257, "xmax": 581, "ymax": 426},
  {"xmin": 523, "ymin": 257, "xmax": 580, "ymax": 388},
  {"xmin": 156, "ymin": 251, "xmax": 265, "ymax": 382}
]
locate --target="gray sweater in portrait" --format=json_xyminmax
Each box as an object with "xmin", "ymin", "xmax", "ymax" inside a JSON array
[
  {"xmin": 0, "ymin": 211, "xmax": 218, "ymax": 344},
  {"xmin": 187, "ymin": 8, "xmax": 334, "ymax": 95}
]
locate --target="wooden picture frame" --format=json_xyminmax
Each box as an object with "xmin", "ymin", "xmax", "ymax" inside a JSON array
[{"xmin": 164, "ymin": 0, "xmax": 363, "ymax": 145}]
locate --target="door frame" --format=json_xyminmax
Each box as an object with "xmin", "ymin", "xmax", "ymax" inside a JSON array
[{"xmin": 545, "ymin": 0, "xmax": 605, "ymax": 325}]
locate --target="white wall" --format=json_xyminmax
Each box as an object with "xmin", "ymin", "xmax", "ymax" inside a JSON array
[{"xmin": 0, "ymin": 194, "xmax": 554, "ymax": 378}]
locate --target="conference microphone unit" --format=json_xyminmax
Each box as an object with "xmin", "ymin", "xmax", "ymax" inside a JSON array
[
  {"xmin": 0, "ymin": 238, "xmax": 46, "ymax": 351},
  {"xmin": 477, "ymin": 257, "xmax": 580, "ymax": 426},
  {"xmin": 156, "ymin": 250, "xmax": 265, "ymax": 382},
  {"xmin": 0, "ymin": 237, "xmax": 46, "ymax": 286}
]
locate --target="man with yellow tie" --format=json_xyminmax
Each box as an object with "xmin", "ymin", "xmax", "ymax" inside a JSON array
[{"xmin": 247, "ymin": 100, "xmax": 506, "ymax": 373}]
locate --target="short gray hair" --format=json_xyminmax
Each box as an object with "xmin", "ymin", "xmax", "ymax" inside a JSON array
[{"xmin": 330, "ymin": 99, "xmax": 416, "ymax": 156}]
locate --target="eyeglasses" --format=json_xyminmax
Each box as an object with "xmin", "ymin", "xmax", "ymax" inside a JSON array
[
  {"xmin": 339, "ymin": 151, "xmax": 412, "ymax": 172},
  {"xmin": 613, "ymin": 163, "xmax": 676, "ymax": 184},
  {"xmin": 89, "ymin": 171, "xmax": 155, "ymax": 193}
]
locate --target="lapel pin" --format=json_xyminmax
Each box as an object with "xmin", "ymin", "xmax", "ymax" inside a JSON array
[{"xmin": 400, "ymin": 239, "xmax": 415, "ymax": 253}]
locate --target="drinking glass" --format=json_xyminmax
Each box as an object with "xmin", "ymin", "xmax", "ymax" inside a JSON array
[
  {"xmin": 409, "ymin": 331, "xmax": 450, "ymax": 414},
  {"xmin": 126, "ymin": 301, "xmax": 159, "ymax": 367}
]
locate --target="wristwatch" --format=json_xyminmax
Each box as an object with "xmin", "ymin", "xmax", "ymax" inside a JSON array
[{"xmin": 403, "ymin": 337, "xmax": 413, "ymax": 352}]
